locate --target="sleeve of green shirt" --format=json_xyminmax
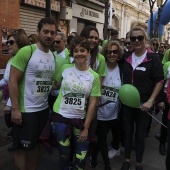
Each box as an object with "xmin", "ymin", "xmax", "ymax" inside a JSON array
[
  {"xmin": 90, "ymin": 70, "xmax": 101, "ymax": 97},
  {"xmin": 162, "ymin": 49, "xmax": 170, "ymax": 65},
  {"xmin": 11, "ymin": 45, "xmax": 34, "ymax": 72},
  {"xmin": 52, "ymin": 56, "xmax": 69, "ymax": 81},
  {"xmin": 96, "ymin": 53, "xmax": 106, "ymax": 77}
]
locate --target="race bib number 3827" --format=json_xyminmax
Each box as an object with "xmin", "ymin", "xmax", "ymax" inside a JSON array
[{"xmin": 61, "ymin": 93, "xmax": 85, "ymax": 110}]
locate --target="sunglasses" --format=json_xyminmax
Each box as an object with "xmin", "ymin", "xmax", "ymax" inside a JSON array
[
  {"xmin": 6, "ymin": 40, "xmax": 15, "ymax": 45},
  {"xmin": 107, "ymin": 50, "xmax": 119, "ymax": 55},
  {"xmin": 152, "ymin": 43, "xmax": 158, "ymax": 46},
  {"xmin": 160, "ymin": 46, "xmax": 167, "ymax": 49},
  {"xmin": 130, "ymin": 35, "xmax": 144, "ymax": 42},
  {"xmin": 54, "ymin": 40, "xmax": 63, "ymax": 44},
  {"xmin": 124, "ymin": 42, "xmax": 131, "ymax": 46}
]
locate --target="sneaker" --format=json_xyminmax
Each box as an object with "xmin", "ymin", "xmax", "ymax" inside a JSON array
[
  {"xmin": 108, "ymin": 148, "xmax": 120, "ymax": 159},
  {"xmin": 120, "ymin": 162, "xmax": 130, "ymax": 170},
  {"xmin": 145, "ymin": 131, "xmax": 150, "ymax": 138},
  {"xmin": 159, "ymin": 143, "xmax": 166, "ymax": 155},
  {"xmin": 120, "ymin": 146, "xmax": 125, "ymax": 153},
  {"xmin": 135, "ymin": 165, "xmax": 143, "ymax": 170},
  {"xmin": 89, "ymin": 161, "xmax": 98, "ymax": 168},
  {"xmin": 155, "ymin": 133, "xmax": 160, "ymax": 140},
  {"xmin": 105, "ymin": 165, "xmax": 112, "ymax": 170}
]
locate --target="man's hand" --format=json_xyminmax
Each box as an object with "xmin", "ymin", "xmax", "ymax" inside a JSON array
[{"xmin": 11, "ymin": 108, "xmax": 22, "ymax": 125}]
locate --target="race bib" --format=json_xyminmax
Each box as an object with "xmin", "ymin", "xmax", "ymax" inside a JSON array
[
  {"xmin": 102, "ymin": 85, "xmax": 118, "ymax": 102},
  {"xmin": 61, "ymin": 93, "xmax": 85, "ymax": 110},
  {"xmin": 34, "ymin": 81, "xmax": 52, "ymax": 95}
]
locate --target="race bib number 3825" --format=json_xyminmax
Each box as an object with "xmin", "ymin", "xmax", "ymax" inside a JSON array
[{"xmin": 61, "ymin": 93, "xmax": 85, "ymax": 110}]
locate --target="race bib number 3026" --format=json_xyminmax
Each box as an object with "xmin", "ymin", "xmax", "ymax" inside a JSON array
[
  {"xmin": 102, "ymin": 85, "xmax": 119, "ymax": 102},
  {"xmin": 61, "ymin": 93, "xmax": 85, "ymax": 110},
  {"xmin": 34, "ymin": 81, "xmax": 52, "ymax": 95}
]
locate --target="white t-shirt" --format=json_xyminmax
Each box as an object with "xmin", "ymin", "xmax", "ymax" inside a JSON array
[
  {"xmin": 11, "ymin": 45, "xmax": 57, "ymax": 112},
  {"xmin": 97, "ymin": 64, "xmax": 121, "ymax": 121},
  {"xmin": 53, "ymin": 64, "xmax": 101, "ymax": 119},
  {"xmin": 132, "ymin": 50, "xmax": 147, "ymax": 69}
]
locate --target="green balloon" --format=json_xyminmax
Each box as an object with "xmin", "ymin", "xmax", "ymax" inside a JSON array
[
  {"xmin": 119, "ymin": 84, "xmax": 140, "ymax": 108},
  {"xmin": 0, "ymin": 91, "xmax": 3, "ymax": 102}
]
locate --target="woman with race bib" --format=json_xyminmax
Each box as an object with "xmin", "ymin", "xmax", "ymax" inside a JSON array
[
  {"xmin": 51, "ymin": 36, "xmax": 101, "ymax": 170},
  {"xmin": 90, "ymin": 41, "xmax": 124, "ymax": 170}
]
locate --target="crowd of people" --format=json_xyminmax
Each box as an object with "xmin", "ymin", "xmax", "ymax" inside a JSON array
[{"xmin": 1, "ymin": 17, "xmax": 170, "ymax": 170}]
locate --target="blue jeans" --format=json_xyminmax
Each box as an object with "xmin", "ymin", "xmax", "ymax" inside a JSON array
[{"xmin": 51, "ymin": 121, "xmax": 89, "ymax": 170}]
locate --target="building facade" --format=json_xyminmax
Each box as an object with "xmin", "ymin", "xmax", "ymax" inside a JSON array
[
  {"xmin": 69, "ymin": 0, "xmax": 105, "ymax": 39},
  {"xmin": 111, "ymin": 0, "xmax": 150, "ymax": 38},
  {"xmin": 111, "ymin": 0, "xmax": 170, "ymax": 41}
]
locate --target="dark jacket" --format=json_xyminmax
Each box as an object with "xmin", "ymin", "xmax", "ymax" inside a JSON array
[{"xmin": 119, "ymin": 50, "xmax": 164, "ymax": 102}]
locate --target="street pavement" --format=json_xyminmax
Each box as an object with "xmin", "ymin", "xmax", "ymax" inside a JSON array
[{"xmin": 0, "ymin": 101, "xmax": 167, "ymax": 170}]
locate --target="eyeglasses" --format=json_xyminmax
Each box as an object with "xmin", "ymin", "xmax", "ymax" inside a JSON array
[
  {"xmin": 130, "ymin": 35, "xmax": 144, "ymax": 42},
  {"xmin": 124, "ymin": 42, "xmax": 131, "ymax": 46},
  {"xmin": 107, "ymin": 50, "xmax": 119, "ymax": 55},
  {"xmin": 54, "ymin": 40, "xmax": 63, "ymax": 44},
  {"xmin": 6, "ymin": 40, "xmax": 15, "ymax": 46},
  {"xmin": 152, "ymin": 43, "xmax": 158, "ymax": 46}
]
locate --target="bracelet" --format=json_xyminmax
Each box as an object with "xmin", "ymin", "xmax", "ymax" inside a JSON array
[{"xmin": 148, "ymin": 99, "xmax": 155, "ymax": 104}]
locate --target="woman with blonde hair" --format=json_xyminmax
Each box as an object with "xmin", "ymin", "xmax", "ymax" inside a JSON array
[{"xmin": 120, "ymin": 26, "xmax": 164, "ymax": 170}]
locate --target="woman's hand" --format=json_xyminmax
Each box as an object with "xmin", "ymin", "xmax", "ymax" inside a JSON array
[
  {"xmin": 158, "ymin": 102, "xmax": 165, "ymax": 111},
  {"xmin": 4, "ymin": 105, "xmax": 11, "ymax": 115},
  {"xmin": 140, "ymin": 101, "xmax": 153, "ymax": 112},
  {"xmin": 78, "ymin": 128, "xmax": 88, "ymax": 142}
]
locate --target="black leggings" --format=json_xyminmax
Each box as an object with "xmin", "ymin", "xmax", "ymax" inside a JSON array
[
  {"xmin": 92, "ymin": 119, "xmax": 120, "ymax": 167},
  {"xmin": 123, "ymin": 105, "xmax": 150, "ymax": 163},
  {"xmin": 166, "ymin": 120, "xmax": 170, "ymax": 170}
]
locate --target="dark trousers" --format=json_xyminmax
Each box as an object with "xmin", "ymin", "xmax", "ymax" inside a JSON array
[
  {"xmin": 123, "ymin": 105, "xmax": 150, "ymax": 163},
  {"xmin": 160, "ymin": 97, "xmax": 168, "ymax": 144},
  {"xmin": 92, "ymin": 119, "xmax": 120, "ymax": 167},
  {"xmin": 166, "ymin": 120, "xmax": 170, "ymax": 170}
]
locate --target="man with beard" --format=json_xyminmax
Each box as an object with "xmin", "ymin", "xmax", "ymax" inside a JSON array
[{"xmin": 9, "ymin": 17, "xmax": 57, "ymax": 170}]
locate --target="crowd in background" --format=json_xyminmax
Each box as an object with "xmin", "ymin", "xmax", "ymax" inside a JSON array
[{"xmin": 1, "ymin": 18, "xmax": 170, "ymax": 170}]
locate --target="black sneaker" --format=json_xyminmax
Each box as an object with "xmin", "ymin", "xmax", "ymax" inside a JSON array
[
  {"xmin": 8, "ymin": 145, "xmax": 15, "ymax": 152},
  {"xmin": 89, "ymin": 161, "xmax": 98, "ymax": 168},
  {"xmin": 105, "ymin": 165, "xmax": 112, "ymax": 170},
  {"xmin": 159, "ymin": 143, "xmax": 166, "ymax": 155},
  {"xmin": 120, "ymin": 162, "xmax": 130, "ymax": 170},
  {"xmin": 135, "ymin": 165, "xmax": 143, "ymax": 170}
]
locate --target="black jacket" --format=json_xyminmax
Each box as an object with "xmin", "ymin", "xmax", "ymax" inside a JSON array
[{"xmin": 118, "ymin": 51, "xmax": 164, "ymax": 102}]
